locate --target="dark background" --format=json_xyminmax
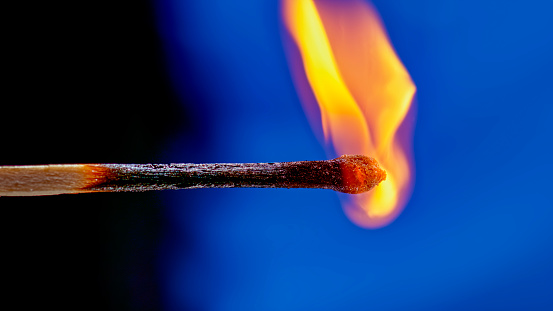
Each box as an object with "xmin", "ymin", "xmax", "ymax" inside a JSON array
[{"xmin": 2, "ymin": 1, "xmax": 175, "ymax": 309}]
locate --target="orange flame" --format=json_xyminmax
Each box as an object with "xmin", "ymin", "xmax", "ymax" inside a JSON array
[{"xmin": 282, "ymin": 0, "xmax": 416, "ymax": 228}]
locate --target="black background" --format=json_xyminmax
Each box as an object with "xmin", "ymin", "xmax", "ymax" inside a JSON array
[{"xmin": 2, "ymin": 1, "xmax": 180, "ymax": 309}]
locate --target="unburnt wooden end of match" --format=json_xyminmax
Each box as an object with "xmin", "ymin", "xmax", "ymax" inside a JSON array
[{"xmin": 0, "ymin": 155, "xmax": 386, "ymax": 197}]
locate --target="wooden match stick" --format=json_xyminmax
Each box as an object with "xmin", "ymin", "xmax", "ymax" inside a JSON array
[{"xmin": 0, "ymin": 155, "xmax": 386, "ymax": 197}]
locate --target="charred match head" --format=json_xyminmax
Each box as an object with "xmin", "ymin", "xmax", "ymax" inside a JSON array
[{"xmin": 333, "ymin": 154, "xmax": 386, "ymax": 194}]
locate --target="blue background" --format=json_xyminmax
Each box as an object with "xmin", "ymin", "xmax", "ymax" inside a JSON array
[{"xmin": 156, "ymin": 0, "xmax": 553, "ymax": 310}]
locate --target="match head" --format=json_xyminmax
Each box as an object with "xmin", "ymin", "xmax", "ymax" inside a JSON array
[{"xmin": 333, "ymin": 154, "xmax": 386, "ymax": 194}]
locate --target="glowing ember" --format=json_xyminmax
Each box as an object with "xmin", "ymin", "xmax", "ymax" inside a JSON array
[{"xmin": 282, "ymin": 0, "xmax": 416, "ymax": 228}]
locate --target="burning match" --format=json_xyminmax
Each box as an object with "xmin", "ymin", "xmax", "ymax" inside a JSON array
[{"xmin": 0, "ymin": 155, "xmax": 385, "ymax": 197}]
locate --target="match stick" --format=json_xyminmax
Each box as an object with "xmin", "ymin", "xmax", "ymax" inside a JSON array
[{"xmin": 0, "ymin": 155, "xmax": 386, "ymax": 197}]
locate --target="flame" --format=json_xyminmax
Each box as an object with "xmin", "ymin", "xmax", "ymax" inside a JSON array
[{"xmin": 282, "ymin": 0, "xmax": 416, "ymax": 228}]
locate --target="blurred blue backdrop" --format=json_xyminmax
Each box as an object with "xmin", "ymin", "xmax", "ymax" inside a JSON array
[{"xmin": 156, "ymin": 0, "xmax": 553, "ymax": 310}]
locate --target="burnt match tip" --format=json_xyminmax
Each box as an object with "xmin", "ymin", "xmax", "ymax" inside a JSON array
[{"xmin": 334, "ymin": 154, "xmax": 387, "ymax": 194}]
